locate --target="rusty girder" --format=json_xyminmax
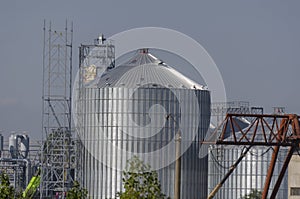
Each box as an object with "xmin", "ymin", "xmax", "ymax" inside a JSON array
[
  {"xmin": 207, "ymin": 113, "xmax": 300, "ymax": 199},
  {"xmin": 216, "ymin": 113, "xmax": 300, "ymax": 147}
]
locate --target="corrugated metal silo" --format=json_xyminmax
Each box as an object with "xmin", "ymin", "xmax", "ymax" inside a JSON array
[
  {"xmin": 208, "ymin": 144, "xmax": 288, "ymax": 198},
  {"xmin": 76, "ymin": 49, "xmax": 211, "ymax": 198}
]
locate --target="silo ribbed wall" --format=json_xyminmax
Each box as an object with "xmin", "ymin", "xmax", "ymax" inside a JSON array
[
  {"xmin": 208, "ymin": 146, "xmax": 288, "ymax": 199},
  {"xmin": 77, "ymin": 86, "xmax": 210, "ymax": 198}
]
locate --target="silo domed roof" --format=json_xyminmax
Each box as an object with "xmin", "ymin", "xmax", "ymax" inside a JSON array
[{"xmin": 97, "ymin": 49, "xmax": 207, "ymax": 89}]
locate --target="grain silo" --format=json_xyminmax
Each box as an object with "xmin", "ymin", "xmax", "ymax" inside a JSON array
[
  {"xmin": 75, "ymin": 43, "xmax": 211, "ymax": 198},
  {"xmin": 208, "ymin": 146, "xmax": 288, "ymax": 199}
]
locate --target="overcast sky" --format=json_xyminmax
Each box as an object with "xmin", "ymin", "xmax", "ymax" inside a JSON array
[{"xmin": 0, "ymin": 1, "xmax": 299, "ymax": 140}]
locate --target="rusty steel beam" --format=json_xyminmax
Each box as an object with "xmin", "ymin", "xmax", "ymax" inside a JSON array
[
  {"xmin": 207, "ymin": 146, "xmax": 252, "ymax": 199},
  {"xmin": 262, "ymin": 146, "xmax": 280, "ymax": 199},
  {"xmin": 216, "ymin": 114, "xmax": 300, "ymax": 146},
  {"xmin": 223, "ymin": 113, "xmax": 290, "ymax": 118},
  {"xmin": 269, "ymin": 146, "xmax": 294, "ymax": 199},
  {"xmin": 216, "ymin": 141, "xmax": 294, "ymax": 146},
  {"xmin": 205, "ymin": 113, "xmax": 300, "ymax": 199}
]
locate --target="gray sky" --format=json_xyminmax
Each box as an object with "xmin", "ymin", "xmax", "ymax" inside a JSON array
[{"xmin": 0, "ymin": 0, "xmax": 299, "ymax": 140}]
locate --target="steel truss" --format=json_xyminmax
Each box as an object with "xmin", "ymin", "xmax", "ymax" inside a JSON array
[
  {"xmin": 208, "ymin": 113, "xmax": 300, "ymax": 199},
  {"xmin": 41, "ymin": 21, "xmax": 74, "ymax": 198}
]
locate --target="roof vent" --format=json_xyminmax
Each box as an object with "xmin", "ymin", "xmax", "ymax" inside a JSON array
[
  {"xmin": 139, "ymin": 48, "xmax": 149, "ymax": 54},
  {"xmin": 94, "ymin": 34, "xmax": 106, "ymax": 45}
]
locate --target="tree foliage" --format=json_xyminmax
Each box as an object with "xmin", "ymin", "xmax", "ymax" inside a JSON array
[
  {"xmin": 241, "ymin": 189, "xmax": 262, "ymax": 199},
  {"xmin": 117, "ymin": 156, "xmax": 169, "ymax": 199},
  {"xmin": 0, "ymin": 171, "xmax": 15, "ymax": 199},
  {"xmin": 0, "ymin": 171, "xmax": 27, "ymax": 199},
  {"xmin": 66, "ymin": 180, "xmax": 88, "ymax": 199}
]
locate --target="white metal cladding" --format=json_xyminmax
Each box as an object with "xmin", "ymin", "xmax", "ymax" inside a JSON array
[
  {"xmin": 92, "ymin": 51, "xmax": 207, "ymax": 90},
  {"xmin": 77, "ymin": 86, "xmax": 210, "ymax": 198},
  {"xmin": 208, "ymin": 146, "xmax": 288, "ymax": 199},
  {"xmin": 96, "ymin": 63, "xmax": 206, "ymax": 90}
]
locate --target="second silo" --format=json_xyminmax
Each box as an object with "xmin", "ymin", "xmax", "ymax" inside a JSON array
[
  {"xmin": 208, "ymin": 146, "xmax": 288, "ymax": 199},
  {"xmin": 76, "ymin": 48, "xmax": 211, "ymax": 198}
]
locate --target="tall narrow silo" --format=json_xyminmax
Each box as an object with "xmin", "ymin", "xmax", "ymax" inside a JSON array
[{"xmin": 76, "ymin": 48, "xmax": 211, "ymax": 198}]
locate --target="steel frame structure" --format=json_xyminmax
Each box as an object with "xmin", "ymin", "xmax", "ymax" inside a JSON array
[
  {"xmin": 41, "ymin": 21, "xmax": 74, "ymax": 198},
  {"xmin": 211, "ymin": 101, "xmax": 263, "ymax": 126},
  {"xmin": 79, "ymin": 37, "xmax": 115, "ymax": 85},
  {"xmin": 208, "ymin": 113, "xmax": 300, "ymax": 199},
  {"xmin": 211, "ymin": 101, "xmax": 250, "ymax": 126},
  {"xmin": 209, "ymin": 102, "xmax": 263, "ymax": 198},
  {"xmin": 0, "ymin": 160, "xmax": 27, "ymax": 191}
]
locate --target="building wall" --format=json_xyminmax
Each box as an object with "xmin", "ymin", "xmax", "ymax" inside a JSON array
[{"xmin": 288, "ymin": 154, "xmax": 300, "ymax": 199}]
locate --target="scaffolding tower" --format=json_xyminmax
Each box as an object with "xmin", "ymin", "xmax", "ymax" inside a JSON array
[{"xmin": 41, "ymin": 21, "xmax": 74, "ymax": 198}]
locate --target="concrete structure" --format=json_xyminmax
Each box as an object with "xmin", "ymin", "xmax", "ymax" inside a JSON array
[
  {"xmin": 76, "ymin": 48, "xmax": 211, "ymax": 198},
  {"xmin": 288, "ymin": 154, "xmax": 300, "ymax": 199}
]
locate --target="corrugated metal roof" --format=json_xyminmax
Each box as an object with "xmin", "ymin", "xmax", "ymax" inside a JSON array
[{"xmin": 95, "ymin": 49, "xmax": 207, "ymax": 90}]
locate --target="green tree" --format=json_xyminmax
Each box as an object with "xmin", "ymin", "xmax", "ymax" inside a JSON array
[
  {"xmin": 116, "ymin": 156, "xmax": 169, "ymax": 199},
  {"xmin": 66, "ymin": 180, "xmax": 88, "ymax": 199},
  {"xmin": 0, "ymin": 171, "xmax": 15, "ymax": 199},
  {"xmin": 241, "ymin": 189, "xmax": 262, "ymax": 199}
]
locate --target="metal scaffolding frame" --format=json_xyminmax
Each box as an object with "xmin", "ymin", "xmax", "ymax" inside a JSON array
[
  {"xmin": 0, "ymin": 159, "xmax": 27, "ymax": 191},
  {"xmin": 41, "ymin": 21, "xmax": 74, "ymax": 198},
  {"xmin": 211, "ymin": 101, "xmax": 250, "ymax": 126},
  {"xmin": 211, "ymin": 101, "xmax": 264, "ymax": 126},
  {"xmin": 79, "ymin": 36, "xmax": 115, "ymax": 85}
]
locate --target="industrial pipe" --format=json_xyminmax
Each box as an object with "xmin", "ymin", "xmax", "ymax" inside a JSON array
[{"xmin": 174, "ymin": 132, "xmax": 181, "ymax": 199}]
